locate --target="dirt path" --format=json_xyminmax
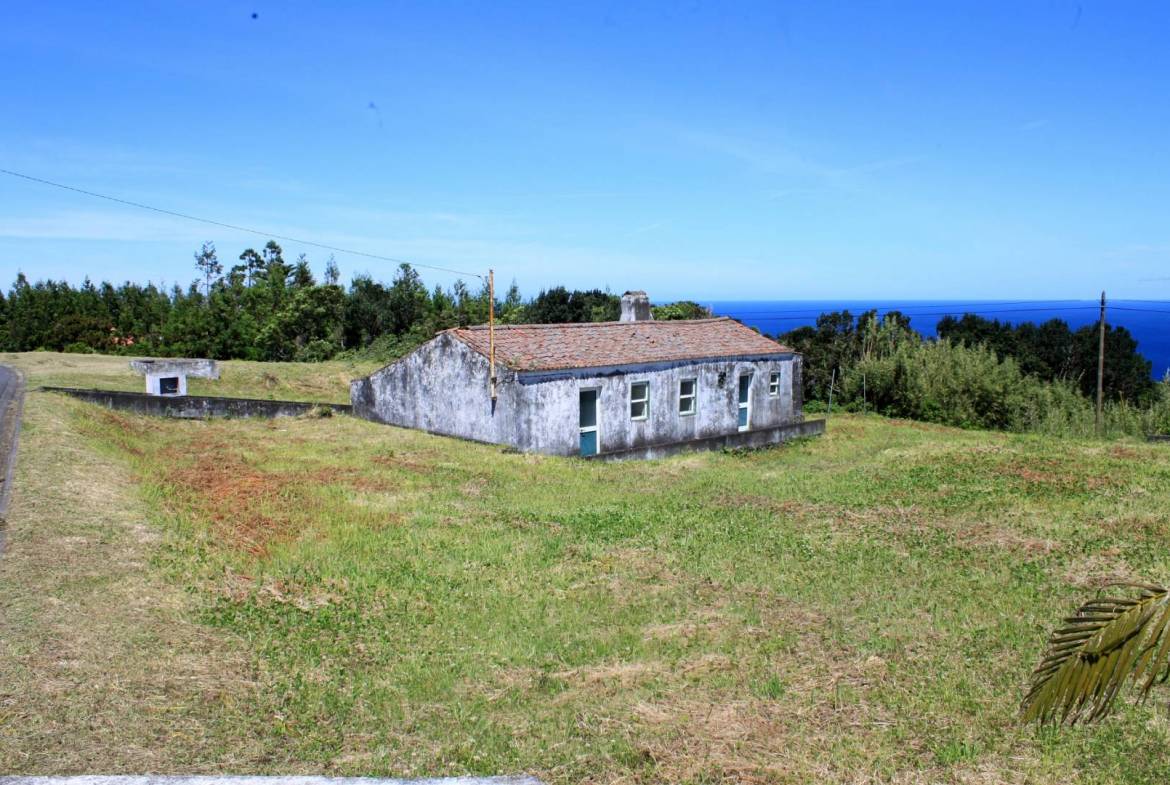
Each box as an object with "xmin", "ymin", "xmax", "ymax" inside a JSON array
[{"xmin": 0, "ymin": 393, "xmax": 269, "ymax": 772}]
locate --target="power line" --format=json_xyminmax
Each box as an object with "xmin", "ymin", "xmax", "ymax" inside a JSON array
[{"xmin": 0, "ymin": 167, "xmax": 484, "ymax": 280}]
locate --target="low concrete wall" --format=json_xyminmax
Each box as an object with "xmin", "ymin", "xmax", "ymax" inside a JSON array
[
  {"xmin": 592, "ymin": 417, "xmax": 825, "ymax": 461},
  {"xmin": 41, "ymin": 387, "xmax": 351, "ymax": 419}
]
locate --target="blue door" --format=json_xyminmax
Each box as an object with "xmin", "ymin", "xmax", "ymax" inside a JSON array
[
  {"xmin": 579, "ymin": 389, "xmax": 599, "ymax": 456},
  {"xmin": 737, "ymin": 373, "xmax": 752, "ymax": 430}
]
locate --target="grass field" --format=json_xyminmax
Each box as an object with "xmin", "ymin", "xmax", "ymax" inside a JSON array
[
  {"xmin": 0, "ymin": 351, "xmax": 378, "ymax": 403},
  {"xmin": 2, "ymin": 352, "xmax": 1170, "ymax": 783}
]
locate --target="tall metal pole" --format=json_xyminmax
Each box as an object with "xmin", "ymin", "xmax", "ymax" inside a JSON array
[
  {"xmin": 1095, "ymin": 290, "xmax": 1105, "ymax": 436},
  {"xmin": 488, "ymin": 269, "xmax": 497, "ymax": 400}
]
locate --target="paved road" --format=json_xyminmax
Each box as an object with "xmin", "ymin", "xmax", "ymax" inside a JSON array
[{"xmin": 0, "ymin": 363, "xmax": 25, "ymax": 552}]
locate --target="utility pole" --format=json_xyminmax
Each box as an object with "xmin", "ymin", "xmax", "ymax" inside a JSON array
[
  {"xmin": 1095, "ymin": 290, "xmax": 1106, "ymax": 436},
  {"xmin": 488, "ymin": 269, "xmax": 497, "ymax": 401},
  {"xmin": 827, "ymin": 367, "xmax": 836, "ymax": 416}
]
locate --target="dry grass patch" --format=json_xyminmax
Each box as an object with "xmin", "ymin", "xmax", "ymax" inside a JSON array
[
  {"xmin": 0, "ymin": 393, "xmax": 270, "ymax": 773},
  {"xmin": 8, "ymin": 391, "xmax": 1170, "ymax": 783}
]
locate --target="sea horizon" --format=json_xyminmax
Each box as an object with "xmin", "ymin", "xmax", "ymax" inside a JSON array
[{"xmin": 704, "ymin": 299, "xmax": 1170, "ymax": 380}]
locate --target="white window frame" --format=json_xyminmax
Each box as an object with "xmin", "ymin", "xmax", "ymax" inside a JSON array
[
  {"xmin": 768, "ymin": 371, "xmax": 780, "ymax": 397},
  {"xmin": 629, "ymin": 380, "xmax": 650, "ymax": 421},
  {"xmin": 678, "ymin": 377, "xmax": 697, "ymax": 416}
]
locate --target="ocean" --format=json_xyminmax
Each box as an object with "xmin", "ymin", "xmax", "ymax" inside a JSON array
[{"xmin": 706, "ymin": 300, "xmax": 1170, "ymax": 380}]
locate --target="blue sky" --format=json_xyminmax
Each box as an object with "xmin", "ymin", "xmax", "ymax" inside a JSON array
[{"xmin": 2, "ymin": 1, "xmax": 1169, "ymax": 301}]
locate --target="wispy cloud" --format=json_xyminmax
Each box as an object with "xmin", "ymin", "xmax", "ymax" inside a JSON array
[
  {"xmin": 625, "ymin": 219, "xmax": 670, "ymax": 236},
  {"xmin": 1019, "ymin": 119, "xmax": 1049, "ymax": 132},
  {"xmin": 677, "ymin": 128, "xmax": 923, "ymax": 197},
  {"xmin": 0, "ymin": 210, "xmax": 209, "ymax": 243}
]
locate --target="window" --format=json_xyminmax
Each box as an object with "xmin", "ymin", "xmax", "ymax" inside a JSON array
[
  {"xmin": 678, "ymin": 378, "xmax": 697, "ymax": 416},
  {"xmin": 630, "ymin": 381, "xmax": 649, "ymax": 420},
  {"xmin": 159, "ymin": 376, "xmax": 180, "ymax": 395},
  {"xmin": 768, "ymin": 372, "xmax": 780, "ymax": 397}
]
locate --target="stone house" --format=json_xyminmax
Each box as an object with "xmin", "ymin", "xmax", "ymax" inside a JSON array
[{"xmin": 351, "ymin": 292, "xmax": 821, "ymax": 459}]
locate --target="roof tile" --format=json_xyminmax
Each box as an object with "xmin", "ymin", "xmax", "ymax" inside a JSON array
[{"xmin": 450, "ymin": 318, "xmax": 792, "ymax": 372}]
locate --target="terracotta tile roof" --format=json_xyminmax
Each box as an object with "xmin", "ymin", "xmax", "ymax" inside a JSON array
[{"xmin": 450, "ymin": 318, "xmax": 793, "ymax": 372}]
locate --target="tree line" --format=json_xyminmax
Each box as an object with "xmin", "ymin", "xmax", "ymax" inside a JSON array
[
  {"xmin": 777, "ymin": 310, "xmax": 1168, "ymax": 437},
  {"xmin": 0, "ymin": 240, "xmax": 711, "ymax": 362}
]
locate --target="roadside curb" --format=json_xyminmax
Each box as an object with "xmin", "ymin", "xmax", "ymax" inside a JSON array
[{"xmin": 0, "ymin": 364, "xmax": 26, "ymax": 554}]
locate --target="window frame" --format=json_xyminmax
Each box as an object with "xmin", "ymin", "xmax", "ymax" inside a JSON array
[
  {"xmin": 629, "ymin": 380, "xmax": 650, "ymax": 421},
  {"xmin": 768, "ymin": 371, "xmax": 780, "ymax": 397},
  {"xmin": 678, "ymin": 377, "xmax": 697, "ymax": 416}
]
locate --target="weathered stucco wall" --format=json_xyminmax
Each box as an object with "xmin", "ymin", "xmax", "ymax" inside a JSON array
[
  {"xmin": 43, "ymin": 387, "xmax": 350, "ymax": 418},
  {"xmin": 350, "ymin": 333, "xmax": 525, "ymax": 445},
  {"xmin": 515, "ymin": 356, "xmax": 800, "ymax": 456},
  {"xmin": 352, "ymin": 343, "xmax": 804, "ymax": 458},
  {"xmin": 129, "ymin": 358, "xmax": 219, "ymax": 378},
  {"xmin": 144, "ymin": 371, "xmax": 187, "ymax": 396}
]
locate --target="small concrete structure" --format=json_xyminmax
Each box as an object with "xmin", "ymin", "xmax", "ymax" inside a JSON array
[
  {"xmin": 129, "ymin": 358, "xmax": 219, "ymax": 396},
  {"xmin": 353, "ymin": 291, "xmax": 818, "ymax": 459}
]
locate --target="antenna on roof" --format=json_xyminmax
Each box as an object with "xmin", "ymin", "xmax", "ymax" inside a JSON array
[{"xmin": 489, "ymin": 269, "xmax": 497, "ymax": 401}]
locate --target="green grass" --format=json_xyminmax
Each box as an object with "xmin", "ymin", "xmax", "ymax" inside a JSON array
[
  {"xmin": 0, "ymin": 351, "xmax": 375, "ymax": 403},
  {"xmin": 4, "ymin": 356, "xmax": 1170, "ymax": 782}
]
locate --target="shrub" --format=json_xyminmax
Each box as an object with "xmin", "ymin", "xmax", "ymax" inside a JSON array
[
  {"xmin": 835, "ymin": 338, "xmax": 1169, "ymax": 439},
  {"xmin": 294, "ymin": 339, "xmax": 340, "ymax": 363}
]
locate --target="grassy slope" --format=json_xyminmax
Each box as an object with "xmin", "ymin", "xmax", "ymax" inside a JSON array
[
  {"xmin": 0, "ymin": 392, "xmax": 271, "ymax": 771},
  {"xmin": 2, "ymin": 358, "xmax": 1169, "ymax": 782},
  {"xmin": 0, "ymin": 351, "xmax": 378, "ymax": 404}
]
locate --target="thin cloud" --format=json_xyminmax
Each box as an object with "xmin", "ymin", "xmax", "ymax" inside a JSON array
[
  {"xmin": 626, "ymin": 219, "xmax": 670, "ymax": 236},
  {"xmin": 677, "ymin": 127, "xmax": 923, "ymax": 196}
]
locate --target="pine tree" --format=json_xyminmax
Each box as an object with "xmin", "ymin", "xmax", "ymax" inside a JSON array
[{"xmin": 194, "ymin": 242, "xmax": 222, "ymax": 298}]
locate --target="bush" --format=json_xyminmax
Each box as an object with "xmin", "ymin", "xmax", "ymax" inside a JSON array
[
  {"xmin": 843, "ymin": 339, "xmax": 1031, "ymax": 431},
  {"xmin": 335, "ymin": 331, "xmax": 428, "ymax": 364},
  {"xmin": 835, "ymin": 338, "xmax": 1169, "ymax": 439},
  {"xmin": 294, "ymin": 339, "xmax": 341, "ymax": 363}
]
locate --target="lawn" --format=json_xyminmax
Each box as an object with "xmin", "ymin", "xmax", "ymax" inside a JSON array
[
  {"xmin": 0, "ymin": 350, "xmax": 378, "ymax": 403},
  {"xmin": 2, "ymin": 352, "xmax": 1170, "ymax": 783}
]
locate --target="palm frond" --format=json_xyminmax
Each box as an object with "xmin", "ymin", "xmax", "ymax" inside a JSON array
[{"xmin": 1022, "ymin": 582, "xmax": 1170, "ymax": 725}]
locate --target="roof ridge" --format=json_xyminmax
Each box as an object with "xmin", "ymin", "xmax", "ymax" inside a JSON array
[
  {"xmin": 457, "ymin": 316, "xmax": 732, "ymax": 332},
  {"xmin": 443, "ymin": 317, "xmax": 794, "ymax": 372}
]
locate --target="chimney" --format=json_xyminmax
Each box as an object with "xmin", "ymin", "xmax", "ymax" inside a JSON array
[{"xmin": 620, "ymin": 290, "xmax": 653, "ymax": 322}]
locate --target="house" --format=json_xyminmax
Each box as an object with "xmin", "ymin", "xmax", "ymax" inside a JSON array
[
  {"xmin": 350, "ymin": 291, "xmax": 823, "ymax": 459},
  {"xmin": 129, "ymin": 358, "xmax": 219, "ymax": 396}
]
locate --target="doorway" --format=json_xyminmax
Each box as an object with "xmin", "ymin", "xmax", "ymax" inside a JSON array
[
  {"xmin": 737, "ymin": 373, "xmax": 752, "ymax": 431},
  {"xmin": 579, "ymin": 389, "xmax": 599, "ymax": 456}
]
